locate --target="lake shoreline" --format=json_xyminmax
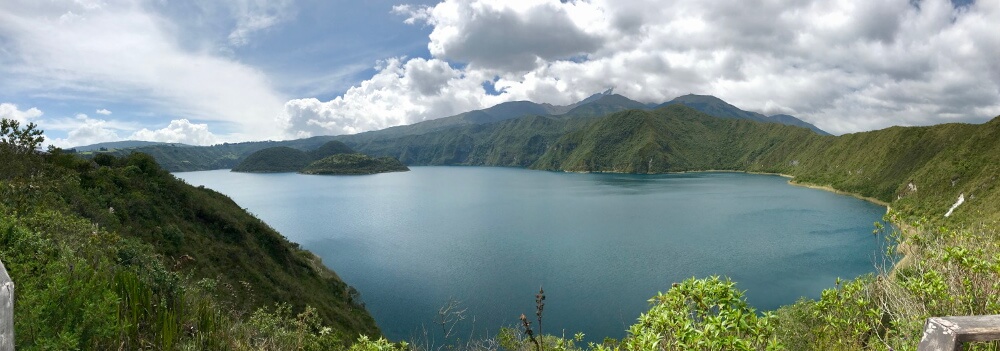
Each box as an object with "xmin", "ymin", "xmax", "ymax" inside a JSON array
[
  {"xmin": 176, "ymin": 167, "xmax": 886, "ymax": 341},
  {"xmin": 553, "ymin": 167, "xmax": 911, "ymax": 277}
]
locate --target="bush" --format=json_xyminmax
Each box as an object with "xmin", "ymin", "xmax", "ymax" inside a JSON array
[{"xmin": 618, "ymin": 276, "xmax": 781, "ymax": 351}]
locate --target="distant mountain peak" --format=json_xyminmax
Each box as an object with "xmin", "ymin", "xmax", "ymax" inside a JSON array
[
  {"xmin": 671, "ymin": 94, "xmax": 730, "ymax": 105},
  {"xmin": 658, "ymin": 94, "xmax": 830, "ymax": 135},
  {"xmin": 576, "ymin": 88, "xmax": 616, "ymax": 105}
]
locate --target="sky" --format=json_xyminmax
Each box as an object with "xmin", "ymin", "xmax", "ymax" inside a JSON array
[{"xmin": 1, "ymin": 0, "xmax": 998, "ymax": 147}]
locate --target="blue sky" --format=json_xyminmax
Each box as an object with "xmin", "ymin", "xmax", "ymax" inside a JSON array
[{"xmin": 1, "ymin": 0, "xmax": 998, "ymax": 147}]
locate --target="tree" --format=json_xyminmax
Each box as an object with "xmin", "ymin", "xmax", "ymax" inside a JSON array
[
  {"xmin": 1, "ymin": 118, "xmax": 46, "ymax": 179},
  {"xmin": 1, "ymin": 119, "xmax": 45, "ymax": 154}
]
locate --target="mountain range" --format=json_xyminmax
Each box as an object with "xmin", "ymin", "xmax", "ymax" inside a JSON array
[
  {"xmin": 89, "ymin": 92, "xmax": 827, "ymax": 171},
  {"xmin": 325, "ymin": 91, "xmax": 827, "ymax": 143}
]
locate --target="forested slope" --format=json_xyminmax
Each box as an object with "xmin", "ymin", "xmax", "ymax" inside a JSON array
[{"xmin": 1, "ymin": 120, "xmax": 384, "ymax": 350}]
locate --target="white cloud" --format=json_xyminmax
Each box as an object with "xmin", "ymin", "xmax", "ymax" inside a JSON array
[
  {"xmin": 288, "ymin": 0, "xmax": 1000, "ymax": 137},
  {"xmin": 96, "ymin": 108, "xmax": 112, "ymax": 115},
  {"xmin": 0, "ymin": 0, "xmax": 288, "ymax": 140},
  {"xmin": 40, "ymin": 114, "xmax": 217, "ymax": 148},
  {"xmin": 129, "ymin": 119, "xmax": 218, "ymax": 145},
  {"xmin": 226, "ymin": 0, "xmax": 294, "ymax": 47},
  {"xmin": 280, "ymin": 57, "xmax": 499, "ymax": 137},
  {"xmin": 47, "ymin": 114, "xmax": 123, "ymax": 148},
  {"xmin": 396, "ymin": 0, "xmax": 606, "ymax": 72},
  {"xmin": 0, "ymin": 103, "xmax": 44, "ymax": 123}
]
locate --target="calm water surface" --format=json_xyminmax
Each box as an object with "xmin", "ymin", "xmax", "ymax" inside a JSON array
[{"xmin": 176, "ymin": 167, "xmax": 887, "ymax": 341}]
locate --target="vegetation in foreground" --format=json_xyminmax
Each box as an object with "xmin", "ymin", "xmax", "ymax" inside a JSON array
[{"xmin": 1, "ymin": 119, "xmax": 391, "ymax": 350}]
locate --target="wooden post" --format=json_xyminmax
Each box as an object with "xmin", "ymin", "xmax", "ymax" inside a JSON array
[
  {"xmin": 0, "ymin": 258, "xmax": 13, "ymax": 351},
  {"xmin": 919, "ymin": 315, "xmax": 1000, "ymax": 351}
]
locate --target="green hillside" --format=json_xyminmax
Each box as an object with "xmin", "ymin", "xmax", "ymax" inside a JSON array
[
  {"xmin": 98, "ymin": 136, "xmax": 343, "ymax": 172},
  {"xmin": 521, "ymin": 105, "xmax": 1000, "ymax": 226},
  {"xmin": 531, "ymin": 106, "xmax": 819, "ymax": 173},
  {"xmin": 345, "ymin": 112, "xmax": 602, "ymax": 167},
  {"xmin": 658, "ymin": 94, "xmax": 829, "ymax": 135},
  {"xmin": 301, "ymin": 153, "xmax": 409, "ymax": 175},
  {"xmin": 91, "ymin": 95, "xmax": 827, "ymax": 172},
  {"xmin": 1, "ymin": 120, "xmax": 386, "ymax": 350},
  {"xmin": 231, "ymin": 146, "xmax": 312, "ymax": 173}
]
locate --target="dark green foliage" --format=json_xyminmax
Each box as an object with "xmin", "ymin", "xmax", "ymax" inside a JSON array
[
  {"xmin": 308, "ymin": 140, "xmax": 356, "ymax": 160},
  {"xmin": 0, "ymin": 122, "xmax": 381, "ymax": 349},
  {"xmin": 1, "ymin": 120, "xmax": 46, "ymax": 179},
  {"xmin": 532, "ymin": 106, "xmax": 819, "ymax": 173},
  {"xmin": 301, "ymin": 154, "xmax": 409, "ymax": 175},
  {"xmin": 231, "ymin": 146, "xmax": 312, "ymax": 173},
  {"xmin": 344, "ymin": 113, "xmax": 600, "ymax": 167},
  {"xmin": 232, "ymin": 141, "xmax": 405, "ymax": 175},
  {"xmin": 623, "ymin": 277, "xmax": 781, "ymax": 350},
  {"xmin": 1, "ymin": 119, "xmax": 44, "ymax": 154}
]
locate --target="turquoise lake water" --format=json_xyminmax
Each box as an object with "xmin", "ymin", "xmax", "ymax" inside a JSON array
[{"xmin": 176, "ymin": 166, "xmax": 888, "ymax": 342}]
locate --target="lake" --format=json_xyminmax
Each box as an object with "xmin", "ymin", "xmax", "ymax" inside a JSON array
[{"xmin": 175, "ymin": 167, "xmax": 888, "ymax": 342}]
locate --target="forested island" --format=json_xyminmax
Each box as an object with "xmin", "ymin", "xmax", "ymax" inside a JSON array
[{"xmin": 231, "ymin": 141, "xmax": 408, "ymax": 175}]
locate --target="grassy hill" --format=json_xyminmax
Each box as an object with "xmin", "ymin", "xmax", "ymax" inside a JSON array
[{"xmin": 0, "ymin": 123, "xmax": 386, "ymax": 350}]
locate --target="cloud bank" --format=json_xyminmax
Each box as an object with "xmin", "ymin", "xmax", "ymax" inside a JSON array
[
  {"xmin": 130, "ymin": 119, "xmax": 219, "ymax": 145},
  {"xmin": 285, "ymin": 0, "xmax": 1000, "ymax": 137},
  {"xmin": 46, "ymin": 114, "xmax": 124, "ymax": 148},
  {"xmin": 0, "ymin": 0, "xmax": 288, "ymax": 140},
  {"xmin": 3, "ymin": 103, "xmax": 220, "ymax": 148}
]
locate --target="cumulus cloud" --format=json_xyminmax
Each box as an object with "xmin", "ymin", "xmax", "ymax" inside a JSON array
[
  {"xmin": 286, "ymin": 0, "xmax": 1000, "ymax": 137},
  {"xmin": 96, "ymin": 108, "xmax": 112, "ymax": 115},
  {"xmin": 280, "ymin": 57, "xmax": 499, "ymax": 137},
  {"xmin": 395, "ymin": 0, "xmax": 606, "ymax": 72},
  {"xmin": 129, "ymin": 119, "xmax": 218, "ymax": 145},
  {"xmin": 0, "ymin": 0, "xmax": 287, "ymax": 140},
  {"xmin": 0, "ymin": 103, "xmax": 44, "ymax": 123},
  {"xmin": 47, "ymin": 114, "xmax": 123, "ymax": 148}
]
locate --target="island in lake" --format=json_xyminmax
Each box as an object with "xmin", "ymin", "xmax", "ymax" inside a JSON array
[{"xmin": 231, "ymin": 140, "xmax": 409, "ymax": 175}]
